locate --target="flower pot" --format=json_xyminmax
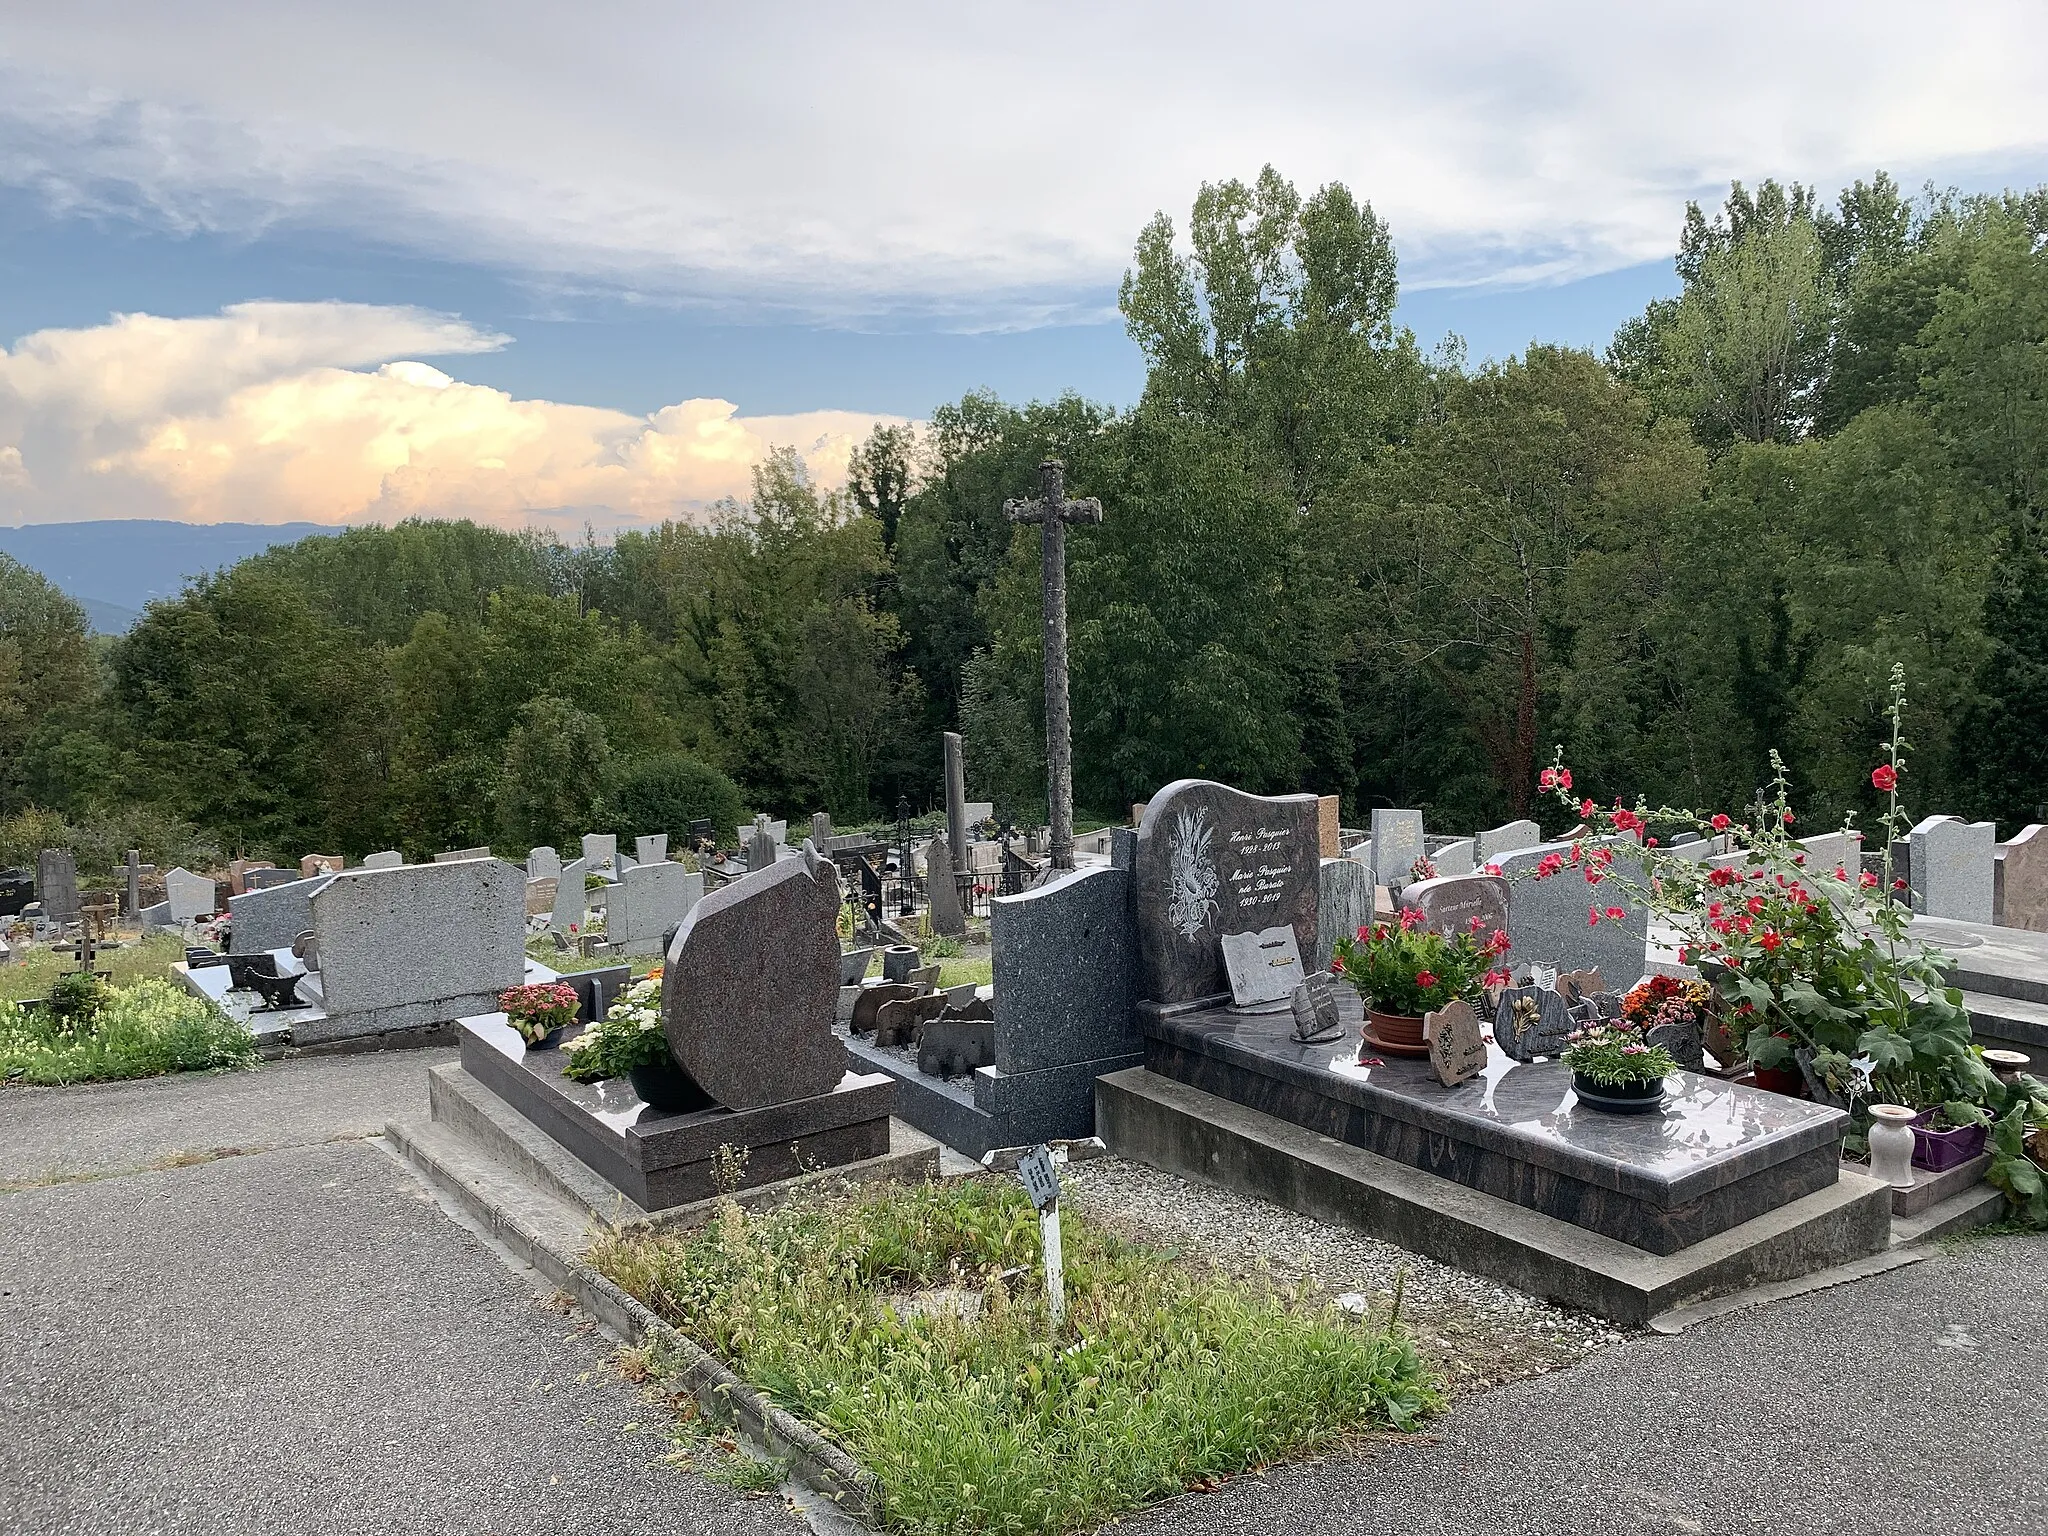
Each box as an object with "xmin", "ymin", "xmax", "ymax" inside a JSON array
[
  {"xmin": 1750, "ymin": 1064, "xmax": 1806, "ymax": 1097},
  {"xmin": 1910, "ymin": 1110, "xmax": 1988, "ymax": 1172},
  {"xmin": 517, "ymin": 1023, "xmax": 567, "ymax": 1052},
  {"xmin": 628, "ymin": 1061, "xmax": 713, "ymax": 1114},
  {"xmin": 1866, "ymin": 1105, "xmax": 1918, "ymax": 1189},
  {"xmin": 1361, "ymin": 1008, "xmax": 1431, "ymax": 1059},
  {"xmin": 1570, "ymin": 1070, "xmax": 1666, "ymax": 1115}
]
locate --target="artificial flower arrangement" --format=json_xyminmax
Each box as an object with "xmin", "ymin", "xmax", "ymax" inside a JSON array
[
  {"xmin": 1560, "ymin": 1020, "xmax": 1679, "ymax": 1090},
  {"xmin": 561, "ymin": 972, "xmax": 668, "ymax": 1083},
  {"xmin": 1331, "ymin": 907, "xmax": 1512, "ymax": 1019},
  {"xmin": 498, "ymin": 981, "xmax": 580, "ymax": 1047},
  {"xmin": 1620, "ymin": 974, "xmax": 1712, "ymax": 1036}
]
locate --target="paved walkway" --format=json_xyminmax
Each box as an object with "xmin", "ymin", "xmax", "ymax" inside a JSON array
[
  {"xmin": 0, "ymin": 1053, "xmax": 794, "ymax": 1536},
  {"xmin": 3, "ymin": 1053, "xmax": 2043, "ymax": 1535}
]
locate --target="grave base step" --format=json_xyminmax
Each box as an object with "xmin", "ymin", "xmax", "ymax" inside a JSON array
[{"xmin": 1096, "ymin": 1066, "xmax": 1893, "ymax": 1329}]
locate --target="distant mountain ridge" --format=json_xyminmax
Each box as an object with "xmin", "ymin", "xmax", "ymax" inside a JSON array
[{"xmin": 0, "ymin": 520, "xmax": 341, "ymax": 633}]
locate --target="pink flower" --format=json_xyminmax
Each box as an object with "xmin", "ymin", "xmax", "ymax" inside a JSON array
[
  {"xmin": 1399, "ymin": 907, "xmax": 1424, "ymax": 931},
  {"xmin": 1588, "ymin": 907, "xmax": 1602, "ymax": 926},
  {"xmin": 1468, "ymin": 914, "xmax": 1486, "ymax": 932},
  {"xmin": 1860, "ymin": 871, "xmax": 1879, "ymax": 889},
  {"xmin": 1710, "ymin": 814, "xmax": 1731, "ymax": 832},
  {"xmin": 1605, "ymin": 906, "xmax": 1625, "ymax": 920},
  {"xmin": 1871, "ymin": 764, "xmax": 1897, "ymax": 793},
  {"xmin": 1483, "ymin": 862, "xmax": 1504, "ymax": 877}
]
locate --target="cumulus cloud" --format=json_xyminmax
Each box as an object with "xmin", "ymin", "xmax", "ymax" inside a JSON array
[
  {"xmin": 0, "ymin": 4, "xmax": 2043, "ymax": 321},
  {"xmin": 0, "ymin": 304, "xmax": 907, "ymax": 528}
]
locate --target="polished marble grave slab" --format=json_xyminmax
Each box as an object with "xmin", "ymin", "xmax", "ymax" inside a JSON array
[
  {"xmin": 1136, "ymin": 991, "xmax": 1849, "ymax": 1255},
  {"xmin": 459, "ymin": 1016, "xmax": 892, "ymax": 1209}
]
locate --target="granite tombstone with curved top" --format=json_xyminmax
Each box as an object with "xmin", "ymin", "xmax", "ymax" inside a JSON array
[{"xmin": 661, "ymin": 842, "xmax": 846, "ymax": 1110}]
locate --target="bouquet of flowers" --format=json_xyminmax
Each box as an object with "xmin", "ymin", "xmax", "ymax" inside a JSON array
[
  {"xmin": 498, "ymin": 981, "xmax": 580, "ymax": 1046},
  {"xmin": 562, "ymin": 973, "xmax": 669, "ymax": 1083},
  {"xmin": 1561, "ymin": 1021, "xmax": 1679, "ymax": 1088},
  {"xmin": 1620, "ymin": 974, "xmax": 1711, "ymax": 1034},
  {"xmin": 1331, "ymin": 908, "xmax": 1511, "ymax": 1017}
]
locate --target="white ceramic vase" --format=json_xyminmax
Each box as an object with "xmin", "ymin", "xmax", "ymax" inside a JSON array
[{"xmin": 1867, "ymin": 1104, "xmax": 1918, "ymax": 1189}]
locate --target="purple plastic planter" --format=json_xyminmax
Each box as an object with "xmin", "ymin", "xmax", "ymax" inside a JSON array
[{"xmin": 1910, "ymin": 1109, "xmax": 1989, "ymax": 1173}]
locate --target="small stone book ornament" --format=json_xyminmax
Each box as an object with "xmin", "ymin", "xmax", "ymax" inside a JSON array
[
  {"xmin": 1289, "ymin": 971, "xmax": 1344, "ymax": 1043},
  {"xmin": 1220, "ymin": 925, "xmax": 1305, "ymax": 1014}
]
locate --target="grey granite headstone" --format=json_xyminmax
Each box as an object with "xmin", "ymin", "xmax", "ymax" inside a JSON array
[
  {"xmin": 243, "ymin": 866, "xmax": 300, "ymax": 891},
  {"xmin": 1996, "ymin": 824, "xmax": 2048, "ymax": 932},
  {"xmin": 1133, "ymin": 779, "xmax": 1319, "ymax": 1006},
  {"xmin": 125, "ymin": 849, "xmax": 141, "ymax": 918},
  {"xmin": 435, "ymin": 846, "xmax": 493, "ymax": 863},
  {"xmin": 139, "ymin": 900, "xmax": 172, "ymax": 929},
  {"xmin": 635, "ymin": 834, "xmax": 668, "ymax": 866},
  {"xmin": 1400, "ymin": 873, "xmax": 1510, "ymax": 941},
  {"xmin": 581, "ymin": 833, "xmax": 618, "ymax": 869},
  {"xmin": 36, "ymin": 849, "xmax": 80, "ymax": 924},
  {"xmin": 551, "ymin": 856, "xmax": 589, "ymax": 933},
  {"xmin": 1474, "ymin": 819, "xmax": 1541, "ymax": 865},
  {"xmin": 1431, "ymin": 837, "xmax": 1476, "ymax": 878},
  {"xmin": 1795, "ymin": 831, "xmax": 1864, "ymax": 881},
  {"xmin": 163, "ymin": 866, "xmax": 216, "ymax": 922},
  {"xmin": 527, "ymin": 846, "xmax": 562, "ymax": 883},
  {"xmin": 609, "ymin": 858, "xmax": 704, "ymax": 955},
  {"xmin": 361, "ymin": 850, "xmax": 403, "ymax": 869},
  {"xmin": 1494, "ymin": 838, "xmax": 1648, "ymax": 987},
  {"xmin": 662, "ymin": 844, "xmax": 845, "ymax": 1111},
  {"xmin": 944, "ymin": 730, "xmax": 969, "ymax": 873},
  {"xmin": 811, "ymin": 813, "xmax": 832, "ymax": 851},
  {"xmin": 1909, "ymin": 815, "xmax": 1995, "ymax": 923},
  {"xmin": 1315, "ymin": 857, "xmax": 1375, "ymax": 971},
  {"xmin": 1221, "ymin": 925, "xmax": 1305, "ymax": 1011},
  {"xmin": 839, "ymin": 947, "xmax": 875, "ymax": 986},
  {"xmin": 990, "ymin": 863, "xmax": 1138, "ymax": 1074},
  {"xmin": 1369, "ymin": 810, "xmax": 1425, "ymax": 887},
  {"xmin": 229, "ymin": 873, "xmax": 336, "ymax": 954},
  {"xmin": 312, "ymin": 859, "xmax": 524, "ymax": 1018},
  {"xmin": 924, "ymin": 835, "xmax": 967, "ymax": 936}
]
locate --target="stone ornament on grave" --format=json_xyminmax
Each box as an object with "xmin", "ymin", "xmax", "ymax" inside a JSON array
[
  {"xmin": 1132, "ymin": 779, "xmax": 1320, "ymax": 1006},
  {"xmin": 1494, "ymin": 984, "xmax": 1575, "ymax": 1062},
  {"xmin": 1290, "ymin": 971, "xmax": 1343, "ymax": 1043},
  {"xmin": 1220, "ymin": 925, "xmax": 1305, "ymax": 1013},
  {"xmin": 661, "ymin": 842, "xmax": 846, "ymax": 1112},
  {"xmin": 1425, "ymin": 999, "xmax": 1489, "ymax": 1087}
]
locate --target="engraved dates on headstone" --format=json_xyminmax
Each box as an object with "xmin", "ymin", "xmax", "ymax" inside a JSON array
[{"xmin": 1426, "ymin": 999, "xmax": 1488, "ymax": 1087}]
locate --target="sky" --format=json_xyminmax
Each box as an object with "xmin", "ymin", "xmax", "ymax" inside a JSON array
[{"xmin": 0, "ymin": 2, "xmax": 2045, "ymax": 532}]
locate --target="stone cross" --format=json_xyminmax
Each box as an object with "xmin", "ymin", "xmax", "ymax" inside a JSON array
[{"xmin": 1005, "ymin": 459, "xmax": 1102, "ymax": 871}]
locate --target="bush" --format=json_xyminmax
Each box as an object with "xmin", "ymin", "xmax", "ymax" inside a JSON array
[
  {"xmin": 498, "ymin": 696, "xmax": 611, "ymax": 851},
  {"xmin": 603, "ymin": 754, "xmax": 746, "ymax": 847},
  {"xmin": 0, "ymin": 979, "xmax": 259, "ymax": 1085},
  {"xmin": 591, "ymin": 1179, "xmax": 1439, "ymax": 1536},
  {"xmin": 0, "ymin": 805, "xmax": 222, "ymax": 881}
]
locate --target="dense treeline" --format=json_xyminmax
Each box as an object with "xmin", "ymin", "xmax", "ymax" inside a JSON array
[{"xmin": 2, "ymin": 167, "xmax": 2044, "ymax": 870}]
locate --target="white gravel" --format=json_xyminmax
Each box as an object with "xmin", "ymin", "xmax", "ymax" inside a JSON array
[{"xmin": 1062, "ymin": 1156, "xmax": 1622, "ymax": 1390}]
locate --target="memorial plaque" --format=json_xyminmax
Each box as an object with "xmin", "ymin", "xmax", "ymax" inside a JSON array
[
  {"xmin": 1400, "ymin": 873, "xmax": 1509, "ymax": 941},
  {"xmin": 1290, "ymin": 971, "xmax": 1343, "ymax": 1043},
  {"xmin": 1495, "ymin": 984, "xmax": 1574, "ymax": 1062},
  {"xmin": 1220, "ymin": 924, "xmax": 1305, "ymax": 1012},
  {"xmin": 1133, "ymin": 779, "xmax": 1319, "ymax": 1005},
  {"xmin": 1426, "ymin": 999, "xmax": 1488, "ymax": 1087}
]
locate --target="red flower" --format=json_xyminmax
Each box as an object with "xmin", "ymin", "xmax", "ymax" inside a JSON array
[
  {"xmin": 1579, "ymin": 798, "xmax": 1596, "ymax": 818},
  {"xmin": 1399, "ymin": 906, "xmax": 1424, "ymax": 931},
  {"xmin": 1782, "ymin": 811, "xmax": 1796, "ymax": 825},
  {"xmin": 1892, "ymin": 878, "xmax": 1907, "ymax": 891},
  {"xmin": 1860, "ymin": 871, "xmax": 1879, "ymax": 889},
  {"xmin": 1482, "ymin": 968, "xmax": 1512, "ymax": 989},
  {"xmin": 1587, "ymin": 907, "xmax": 1602, "ymax": 926},
  {"xmin": 1535, "ymin": 852, "xmax": 1564, "ymax": 879},
  {"xmin": 1331, "ymin": 955, "xmax": 1345, "ymax": 973},
  {"xmin": 1613, "ymin": 808, "xmax": 1643, "ymax": 834},
  {"xmin": 1483, "ymin": 862, "xmax": 1504, "ymax": 877},
  {"xmin": 1356, "ymin": 924, "xmax": 1372, "ymax": 941},
  {"xmin": 1467, "ymin": 914, "xmax": 1486, "ymax": 932},
  {"xmin": 1538, "ymin": 767, "xmax": 1559, "ymax": 790},
  {"xmin": 1708, "ymin": 867, "xmax": 1737, "ymax": 888},
  {"xmin": 1746, "ymin": 895, "xmax": 1766, "ymax": 915},
  {"xmin": 1758, "ymin": 930, "xmax": 1782, "ymax": 952},
  {"xmin": 1414, "ymin": 970, "xmax": 1438, "ymax": 988},
  {"xmin": 1871, "ymin": 764, "xmax": 1898, "ymax": 793},
  {"xmin": 1604, "ymin": 906, "xmax": 1625, "ymax": 920},
  {"xmin": 1710, "ymin": 813, "xmax": 1731, "ymax": 832},
  {"xmin": 1646, "ymin": 837, "xmax": 1659, "ymax": 847}
]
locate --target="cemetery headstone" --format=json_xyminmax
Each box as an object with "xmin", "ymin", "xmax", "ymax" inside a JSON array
[
  {"xmin": 1474, "ymin": 819, "xmax": 1541, "ymax": 864},
  {"xmin": 1996, "ymin": 824, "xmax": 2048, "ymax": 932},
  {"xmin": 661, "ymin": 844, "xmax": 846, "ymax": 1111},
  {"xmin": 300, "ymin": 854, "xmax": 344, "ymax": 879},
  {"xmin": 609, "ymin": 859, "xmax": 705, "ymax": 955},
  {"xmin": 362, "ymin": 850, "xmax": 404, "ymax": 869},
  {"xmin": 1426, "ymin": 999, "xmax": 1488, "ymax": 1087},
  {"xmin": 37, "ymin": 849, "xmax": 81, "ymax": 925},
  {"xmin": 745, "ymin": 816, "xmax": 785, "ymax": 872},
  {"xmin": 1909, "ymin": 815, "xmax": 1996, "ymax": 923},
  {"xmin": 244, "ymin": 866, "xmax": 299, "ymax": 891},
  {"xmin": 163, "ymin": 866, "xmax": 215, "ymax": 922},
  {"xmin": 1315, "ymin": 857, "xmax": 1375, "ymax": 971},
  {"xmin": 990, "ymin": 862, "xmax": 1139, "ymax": 1074},
  {"xmin": 581, "ymin": 833, "xmax": 618, "ymax": 869},
  {"xmin": 811, "ymin": 812, "xmax": 833, "ymax": 851},
  {"xmin": 527, "ymin": 847, "xmax": 563, "ymax": 882},
  {"xmin": 1132, "ymin": 779, "xmax": 1320, "ymax": 1006},
  {"xmin": 551, "ymin": 856, "xmax": 590, "ymax": 933},
  {"xmin": 839, "ymin": 947, "xmax": 875, "ymax": 986},
  {"xmin": 125, "ymin": 849, "xmax": 142, "ymax": 917},
  {"xmin": 1317, "ymin": 795, "xmax": 1343, "ymax": 858},
  {"xmin": 1220, "ymin": 925, "xmax": 1305, "ymax": 1011},
  {"xmin": 525, "ymin": 877, "xmax": 559, "ymax": 918},
  {"xmin": 1431, "ymin": 837, "xmax": 1477, "ymax": 877},
  {"xmin": 944, "ymin": 730, "xmax": 970, "ymax": 873},
  {"xmin": 228, "ymin": 872, "xmax": 336, "ymax": 954},
  {"xmin": 1370, "ymin": 809, "xmax": 1425, "ymax": 887},
  {"xmin": 227, "ymin": 859, "xmax": 276, "ymax": 895},
  {"xmin": 1400, "ymin": 872, "xmax": 1511, "ymax": 940},
  {"xmin": 924, "ymin": 835, "xmax": 967, "ymax": 936},
  {"xmin": 312, "ymin": 860, "xmax": 525, "ymax": 1031},
  {"xmin": 432, "ymin": 846, "xmax": 492, "ymax": 863},
  {"xmin": 636, "ymin": 834, "xmax": 668, "ymax": 866},
  {"xmin": 1493, "ymin": 838, "xmax": 1648, "ymax": 987}
]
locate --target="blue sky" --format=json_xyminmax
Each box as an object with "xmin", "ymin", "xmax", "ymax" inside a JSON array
[{"xmin": 0, "ymin": 3, "xmax": 2042, "ymax": 530}]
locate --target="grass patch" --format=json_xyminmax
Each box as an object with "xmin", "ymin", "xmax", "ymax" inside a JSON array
[
  {"xmin": 0, "ymin": 979, "xmax": 259, "ymax": 1086},
  {"xmin": 523, "ymin": 938, "xmax": 660, "ymax": 977},
  {"xmin": 591, "ymin": 1178, "xmax": 1439, "ymax": 1535},
  {"xmin": 0, "ymin": 931, "xmax": 191, "ymax": 1004},
  {"xmin": 936, "ymin": 957, "xmax": 993, "ymax": 990}
]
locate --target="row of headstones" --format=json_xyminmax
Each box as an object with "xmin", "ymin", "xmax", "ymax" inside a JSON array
[{"xmin": 1890, "ymin": 815, "xmax": 2048, "ymax": 931}]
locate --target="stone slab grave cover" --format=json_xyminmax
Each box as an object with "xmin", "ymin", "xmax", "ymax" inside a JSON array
[
  {"xmin": 1220, "ymin": 925, "xmax": 1305, "ymax": 1012},
  {"xmin": 1493, "ymin": 838, "xmax": 1649, "ymax": 989},
  {"xmin": 1910, "ymin": 816, "xmax": 1996, "ymax": 923},
  {"xmin": 609, "ymin": 859, "xmax": 704, "ymax": 955},
  {"xmin": 1400, "ymin": 872, "xmax": 1510, "ymax": 940},
  {"xmin": 310, "ymin": 859, "xmax": 525, "ymax": 1041},
  {"xmin": 662, "ymin": 843, "xmax": 846, "ymax": 1111},
  {"xmin": 1474, "ymin": 820, "xmax": 1541, "ymax": 865},
  {"xmin": 163, "ymin": 866, "xmax": 216, "ymax": 922},
  {"xmin": 551, "ymin": 857, "xmax": 589, "ymax": 934},
  {"xmin": 36, "ymin": 849, "xmax": 80, "ymax": 924},
  {"xmin": 923, "ymin": 835, "xmax": 967, "ymax": 936},
  {"xmin": 1315, "ymin": 857, "xmax": 1375, "ymax": 971},
  {"xmin": 1369, "ymin": 809, "xmax": 1425, "ymax": 888},
  {"xmin": 1997, "ymin": 825, "xmax": 2048, "ymax": 932},
  {"xmin": 635, "ymin": 834, "xmax": 668, "ymax": 866},
  {"xmin": 229, "ymin": 872, "xmax": 335, "ymax": 954},
  {"xmin": 1133, "ymin": 779, "xmax": 1320, "ymax": 1007}
]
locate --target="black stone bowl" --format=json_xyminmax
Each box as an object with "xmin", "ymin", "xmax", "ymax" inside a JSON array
[{"xmin": 1570, "ymin": 1070, "xmax": 1666, "ymax": 1114}]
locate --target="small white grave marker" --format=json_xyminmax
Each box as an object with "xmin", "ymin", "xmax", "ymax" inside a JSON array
[{"xmin": 1015, "ymin": 1143, "xmax": 1065, "ymax": 1326}]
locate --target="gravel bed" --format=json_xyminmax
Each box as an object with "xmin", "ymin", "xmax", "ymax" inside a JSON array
[{"xmin": 1062, "ymin": 1156, "xmax": 1622, "ymax": 1391}]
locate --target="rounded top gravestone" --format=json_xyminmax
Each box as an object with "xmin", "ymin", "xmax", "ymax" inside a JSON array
[{"xmin": 660, "ymin": 842, "xmax": 846, "ymax": 1111}]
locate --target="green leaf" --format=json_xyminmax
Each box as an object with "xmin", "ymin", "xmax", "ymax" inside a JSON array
[{"xmin": 1853, "ymin": 1027, "xmax": 1913, "ymax": 1070}]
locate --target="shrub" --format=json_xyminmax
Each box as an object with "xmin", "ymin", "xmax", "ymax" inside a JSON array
[
  {"xmin": 498, "ymin": 696, "xmax": 610, "ymax": 851},
  {"xmin": 603, "ymin": 754, "xmax": 746, "ymax": 848},
  {"xmin": 0, "ymin": 979, "xmax": 258, "ymax": 1085}
]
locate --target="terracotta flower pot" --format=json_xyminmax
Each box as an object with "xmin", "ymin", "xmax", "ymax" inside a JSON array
[
  {"xmin": 1751, "ymin": 1064, "xmax": 1806, "ymax": 1097},
  {"xmin": 1362, "ymin": 1008, "xmax": 1431, "ymax": 1059}
]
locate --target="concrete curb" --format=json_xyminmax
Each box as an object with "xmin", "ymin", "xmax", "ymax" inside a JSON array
[{"xmin": 384, "ymin": 1122, "xmax": 882, "ymax": 1523}]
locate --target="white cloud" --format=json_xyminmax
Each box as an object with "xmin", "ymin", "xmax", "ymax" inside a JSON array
[
  {"xmin": 0, "ymin": 304, "xmax": 906, "ymax": 528},
  {"xmin": 0, "ymin": 4, "xmax": 2042, "ymax": 323}
]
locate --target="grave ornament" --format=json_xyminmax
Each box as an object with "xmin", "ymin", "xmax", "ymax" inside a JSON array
[
  {"xmin": 1426, "ymin": 999, "xmax": 1488, "ymax": 1087},
  {"xmin": 1290, "ymin": 971, "xmax": 1344, "ymax": 1044},
  {"xmin": 1220, "ymin": 924, "xmax": 1305, "ymax": 1012}
]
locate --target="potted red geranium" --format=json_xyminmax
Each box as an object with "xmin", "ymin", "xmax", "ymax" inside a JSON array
[{"xmin": 1332, "ymin": 908, "xmax": 1511, "ymax": 1058}]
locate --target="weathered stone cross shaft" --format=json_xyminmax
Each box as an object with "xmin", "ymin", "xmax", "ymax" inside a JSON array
[{"xmin": 1005, "ymin": 459, "xmax": 1102, "ymax": 871}]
